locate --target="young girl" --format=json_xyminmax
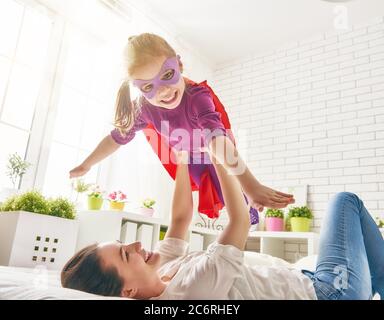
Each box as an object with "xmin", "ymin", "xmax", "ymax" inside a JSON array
[
  {"xmin": 62, "ymin": 151, "xmax": 384, "ymax": 299},
  {"xmin": 69, "ymin": 33, "xmax": 294, "ymax": 221}
]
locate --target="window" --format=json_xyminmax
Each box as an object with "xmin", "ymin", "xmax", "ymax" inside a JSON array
[
  {"xmin": 0, "ymin": 0, "xmax": 124, "ymax": 198},
  {"xmin": 42, "ymin": 25, "xmax": 122, "ymax": 199},
  {"xmin": 0, "ymin": 0, "xmax": 175, "ymax": 218},
  {"xmin": 0, "ymin": 0, "xmax": 53, "ymax": 189}
]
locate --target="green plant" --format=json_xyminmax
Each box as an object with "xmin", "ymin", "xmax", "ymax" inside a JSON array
[
  {"xmin": 0, "ymin": 194, "xmax": 19, "ymax": 212},
  {"xmin": 142, "ymin": 198, "xmax": 155, "ymax": 209},
  {"xmin": 88, "ymin": 185, "xmax": 104, "ymax": 199},
  {"xmin": 9, "ymin": 190, "xmax": 49, "ymax": 215},
  {"xmin": 72, "ymin": 179, "xmax": 92, "ymax": 194},
  {"xmin": 6, "ymin": 153, "xmax": 31, "ymax": 188},
  {"xmin": 265, "ymin": 208, "xmax": 284, "ymax": 219},
  {"xmin": 0, "ymin": 190, "xmax": 76, "ymax": 220},
  {"xmin": 288, "ymin": 206, "xmax": 313, "ymax": 220},
  {"xmin": 48, "ymin": 197, "xmax": 76, "ymax": 220},
  {"xmin": 375, "ymin": 217, "xmax": 384, "ymax": 228}
]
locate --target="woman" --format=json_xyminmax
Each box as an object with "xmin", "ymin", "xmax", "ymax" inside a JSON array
[{"xmin": 62, "ymin": 151, "xmax": 384, "ymax": 300}]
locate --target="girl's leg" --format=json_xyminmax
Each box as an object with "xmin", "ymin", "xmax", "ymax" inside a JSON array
[
  {"xmin": 189, "ymin": 160, "xmax": 259, "ymax": 224},
  {"xmin": 311, "ymin": 192, "xmax": 384, "ymax": 300},
  {"xmin": 207, "ymin": 164, "xmax": 259, "ymax": 224}
]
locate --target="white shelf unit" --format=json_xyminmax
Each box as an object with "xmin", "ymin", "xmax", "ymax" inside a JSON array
[
  {"xmin": 75, "ymin": 210, "xmax": 166, "ymax": 251},
  {"xmin": 75, "ymin": 210, "xmax": 319, "ymax": 261},
  {"xmin": 248, "ymin": 231, "xmax": 319, "ymax": 261}
]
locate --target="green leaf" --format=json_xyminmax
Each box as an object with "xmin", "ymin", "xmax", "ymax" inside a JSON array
[
  {"xmin": 287, "ymin": 206, "xmax": 313, "ymax": 219},
  {"xmin": 0, "ymin": 190, "xmax": 76, "ymax": 220},
  {"xmin": 265, "ymin": 208, "xmax": 284, "ymax": 218}
]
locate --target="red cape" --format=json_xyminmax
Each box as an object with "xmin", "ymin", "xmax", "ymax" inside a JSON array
[{"xmin": 142, "ymin": 79, "xmax": 234, "ymax": 218}]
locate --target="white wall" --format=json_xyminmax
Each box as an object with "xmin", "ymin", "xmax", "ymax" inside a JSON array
[{"xmin": 211, "ymin": 16, "xmax": 384, "ymax": 235}]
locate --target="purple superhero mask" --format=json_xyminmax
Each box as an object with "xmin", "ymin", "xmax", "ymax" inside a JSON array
[{"xmin": 132, "ymin": 56, "xmax": 181, "ymax": 99}]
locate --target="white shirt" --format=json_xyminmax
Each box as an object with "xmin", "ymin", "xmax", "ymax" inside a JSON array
[{"xmin": 151, "ymin": 237, "xmax": 317, "ymax": 300}]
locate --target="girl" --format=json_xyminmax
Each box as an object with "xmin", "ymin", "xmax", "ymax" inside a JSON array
[
  {"xmin": 62, "ymin": 151, "xmax": 384, "ymax": 299},
  {"xmin": 69, "ymin": 33, "xmax": 294, "ymax": 221}
]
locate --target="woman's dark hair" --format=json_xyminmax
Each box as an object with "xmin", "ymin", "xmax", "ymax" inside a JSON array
[{"xmin": 61, "ymin": 244, "xmax": 123, "ymax": 297}]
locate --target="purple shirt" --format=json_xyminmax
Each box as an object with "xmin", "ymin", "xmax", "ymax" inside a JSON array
[{"xmin": 110, "ymin": 85, "xmax": 227, "ymax": 156}]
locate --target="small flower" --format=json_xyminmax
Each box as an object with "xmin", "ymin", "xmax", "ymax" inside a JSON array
[
  {"xmin": 107, "ymin": 190, "xmax": 127, "ymax": 203},
  {"xmin": 88, "ymin": 184, "xmax": 104, "ymax": 198}
]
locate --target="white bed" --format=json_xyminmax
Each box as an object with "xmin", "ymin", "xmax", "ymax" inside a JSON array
[
  {"xmin": 0, "ymin": 265, "xmax": 131, "ymax": 300},
  {"xmin": 0, "ymin": 252, "xmax": 317, "ymax": 300},
  {"xmin": 1, "ymin": 253, "xmax": 377, "ymax": 300}
]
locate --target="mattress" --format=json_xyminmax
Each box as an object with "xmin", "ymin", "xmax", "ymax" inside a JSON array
[
  {"xmin": 1, "ymin": 254, "xmax": 378, "ymax": 300},
  {"xmin": 0, "ymin": 252, "xmax": 315, "ymax": 300},
  {"xmin": 0, "ymin": 266, "xmax": 130, "ymax": 300}
]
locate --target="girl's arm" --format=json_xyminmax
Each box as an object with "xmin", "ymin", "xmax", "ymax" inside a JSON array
[
  {"xmin": 69, "ymin": 135, "xmax": 120, "ymax": 178},
  {"xmin": 209, "ymin": 153, "xmax": 250, "ymax": 250},
  {"xmin": 164, "ymin": 151, "xmax": 193, "ymax": 241},
  {"xmin": 208, "ymin": 135, "xmax": 295, "ymax": 211}
]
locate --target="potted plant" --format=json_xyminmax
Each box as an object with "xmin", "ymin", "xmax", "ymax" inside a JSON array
[
  {"xmin": 288, "ymin": 206, "xmax": 313, "ymax": 232},
  {"xmin": 1, "ymin": 153, "xmax": 31, "ymax": 203},
  {"xmin": 264, "ymin": 209, "xmax": 285, "ymax": 231},
  {"xmin": 71, "ymin": 178, "xmax": 92, "ymax": 210},
  {"xmin": 48, "ymin": 197, "xmax": 77, "ymax": 220},
  {"xmin": 0, "ymin": 190, "xmax": 78, "ymax": 270},
  {"xmin": 375, "ymin": 216, "xmax": 384, "ymax": 228},
  {"xmin": 139, "ymin": 198, "xmax": 156, "ymax": 217},
  {"xmin": 107, "ymin": 190, "xmax": 127, "ymax": 211},
  {"xmin": 87, "ymin": 185, "xmax": 104, "ymax": 210},
  {"xmin": 375, "ymin": 217, "xmax": 384, "ymax": 235}
]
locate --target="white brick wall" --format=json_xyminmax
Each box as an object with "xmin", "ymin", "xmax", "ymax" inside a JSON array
[{"xmin": 211, "ymin": 16, "xmax": 384, "ymax": 238}]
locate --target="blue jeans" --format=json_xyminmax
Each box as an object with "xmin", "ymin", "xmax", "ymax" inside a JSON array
[{"xmin": 302, "ymin": 192, "xmax": 384, "ymax": 300}]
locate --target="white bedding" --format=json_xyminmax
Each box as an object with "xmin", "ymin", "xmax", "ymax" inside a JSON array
[
  {"xmin": 2, "ymin": 253, "xmax": 377, "ymax": 300},
  {"xmin": 0, "ymin": 266, "xmax": 130, "ymax": 300},
  {"xmin": 0, "ymin": 252, "xmax": 317, "ymax": 300}
]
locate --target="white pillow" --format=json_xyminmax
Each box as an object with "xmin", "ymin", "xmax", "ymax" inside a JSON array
[{"xmin": 0, "ymin": 266, "xmax": 131, "ymax": 300}]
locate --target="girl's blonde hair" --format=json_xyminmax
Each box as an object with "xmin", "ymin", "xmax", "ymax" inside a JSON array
[{"xmin": 113, "ymin": 33, "xmax": 181, "ymax": 136}]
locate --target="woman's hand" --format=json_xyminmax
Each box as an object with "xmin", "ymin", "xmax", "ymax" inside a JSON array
[
  {"xmin": 174, "ymin": 151, "xmax": 189, "ymax": 165},
  {"xmin": 244, "ymin": 181, "xmax": 295, "ymax": 211},
  {"xmin": 69, "ymin": 164, "xmax": 91, "ymax": 179}
]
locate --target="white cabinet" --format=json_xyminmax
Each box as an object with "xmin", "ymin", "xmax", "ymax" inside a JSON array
[
  {"xmin": 76, "ymin": 210, "xmax": 164, "ymax": 251},
  {"xmin": 247, "ymin": 231, "xmax": 319, "ymax": 262}
]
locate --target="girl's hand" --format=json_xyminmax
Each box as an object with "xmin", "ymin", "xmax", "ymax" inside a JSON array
[
  {"xmin": 245, "ymin": 182, "xmax": 295, "ymax": 210},
  {"xmin": 69, "ymin": 164, "xmax": 91, "ymax": 179}
]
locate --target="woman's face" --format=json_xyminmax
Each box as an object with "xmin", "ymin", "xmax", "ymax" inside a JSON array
[
  {"xmin": 131, "ymin": 55, "xmax": 185, "ymax": 109},
  {"xmin": 97, "ymin": 241, "xmax": 162, "ymax": 297}
]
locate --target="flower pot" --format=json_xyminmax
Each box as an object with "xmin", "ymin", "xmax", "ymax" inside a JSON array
[
  {"xmin": 0, "ymin": 211, "xmax": 79, "ymax": 270},
  {"xmin": 139, "ymin": 207, "xmax": 154, "ymax": 217},
  {"xmin": 290, "ymin": 217, "xmax": 311, "ymax": 232},
  {"xmin": 265, "ymin": 217, "xmax": 284, "ymax": 231},
  {"xmin": 110, "ymin": 201, "xmax": 125, "ymax": 211},
  {"xmin": 88, "ymin": 196, "xmax": 103, "ymax": 210}
]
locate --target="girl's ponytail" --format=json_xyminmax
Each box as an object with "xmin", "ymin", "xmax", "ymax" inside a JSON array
[{"xmin": 113, "ymin": 80, "xmax": 137, "ymax": 136}]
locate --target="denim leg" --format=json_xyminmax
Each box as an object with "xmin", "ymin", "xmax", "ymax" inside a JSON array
[
  {"xmin": 311, "ymin": 192, "xmax": 384, "ymax": 300},
  {"xmin": 349, "ymin": 193, "xmax": 384, "ymax": 298}
]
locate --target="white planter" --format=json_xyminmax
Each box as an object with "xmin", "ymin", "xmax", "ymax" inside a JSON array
[
  {"xmin": 0, "ymin": 211, "xmax": 79, "ymax": 270},
  {"xmin": 139, "ymin": 207, "xmax": 154, "ymax": 217}
]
